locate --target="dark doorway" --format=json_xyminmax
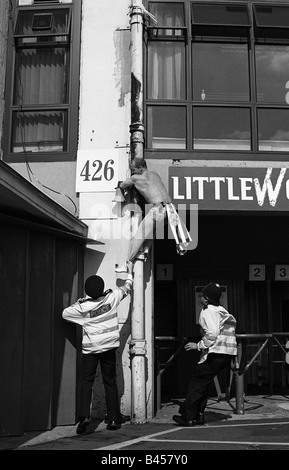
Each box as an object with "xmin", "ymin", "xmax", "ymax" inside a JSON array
[{"xmin": 154, "ymin": 213, "xmax": 289, "ymax": 403}]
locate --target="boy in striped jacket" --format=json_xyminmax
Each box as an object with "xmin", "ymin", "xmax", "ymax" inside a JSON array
[
  {"xmin": 62, "ymin": 262, "xmax": 133, "ymax": 434},
  {"xmin": 173, "ymin": 282, "xmax": 237, "ymax": 427}
]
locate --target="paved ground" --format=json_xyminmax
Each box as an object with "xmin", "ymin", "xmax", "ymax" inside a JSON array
[{"xmin": 1, "ymin": 394, "xmax": 289, "ymax": 454}]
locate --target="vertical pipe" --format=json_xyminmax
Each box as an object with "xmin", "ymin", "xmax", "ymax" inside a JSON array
[
  {"xmin": 129, "ymin": 0, "xmax": 147, "ymax": 423},
  {"xmin": 235, "ymin": 341, "xmax": 245, "ymax": 414},
  {"xmin": 266, "ymin": 280, "xmax": 274, "ymax": 394},
  {"xmin": 130, "ymin": 0, "xmax": 145, "ymax": 163},
  {"xmin": 155, "ymin": 342, "xmax": 161, "ymax": 411}
]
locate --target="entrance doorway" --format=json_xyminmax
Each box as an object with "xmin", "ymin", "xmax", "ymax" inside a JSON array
[{"xmin": 154, "ymin": 214, "xmax": 289, "ymax": 403}]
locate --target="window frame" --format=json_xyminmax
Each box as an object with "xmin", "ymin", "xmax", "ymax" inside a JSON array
[
  {"xmin": 144, "ymin": 0, "xmax": 289, "ymax": 162},
  {"xmin": 3, "ymin": 0, "xmax": 81, "ymax": 163}
]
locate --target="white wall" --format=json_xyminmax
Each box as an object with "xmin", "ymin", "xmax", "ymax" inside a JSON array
[{"xmin": 78, "ymin": 0, "xmax": 154, "ymax": 419}]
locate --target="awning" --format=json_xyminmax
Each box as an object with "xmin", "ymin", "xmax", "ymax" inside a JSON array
[{"xmin": 0, "ymin": 160, "xmax": 102, "ymax": 244}]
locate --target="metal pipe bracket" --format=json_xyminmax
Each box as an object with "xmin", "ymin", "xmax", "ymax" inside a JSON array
[{"xmin": 129, "ymin": 339, "xmax": 147, "ymax": 356}]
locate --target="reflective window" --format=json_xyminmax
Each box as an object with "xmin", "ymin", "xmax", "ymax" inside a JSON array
[
  {"xmin": 258, "ymin": 109, "xmax": 289, "ymax": 152},
  {"xmin": 147, "ymin": 106, "xmax": 186, "ymax": 149},
  {"xmin": 253, "ymin": 4, "xmax": 289, "ymax": 28},
  {"xmin": 256, "ymin": 45, "xmax": 289, "ymax": 104},
  {"xmin": 146, "ymin": 2, "xmax": 289, "ymax": 158},
  {"xmin": 192, "ymin": 43, "xmax": 249, "ymax": 102},
  {"xmin": 193, "ymin": 107, "xmax": 251, "ymax": 150},
  {"xmin": 192, "ymin": 3, "xmax": 250, "ymax": 26}
]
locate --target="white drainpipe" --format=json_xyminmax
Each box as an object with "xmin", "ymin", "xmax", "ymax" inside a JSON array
[{"xmin": 129, "ymin": 0, "xmax": 147, "ymax": 423}]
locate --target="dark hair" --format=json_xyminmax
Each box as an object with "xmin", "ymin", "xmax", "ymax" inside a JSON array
[
  {"xmin": 131, "ymin": 158, "xmax": 147, "ymax": 170},
  {"xmin": 84, "ymin": 275, "xmax": 104, "ymax": 299}
]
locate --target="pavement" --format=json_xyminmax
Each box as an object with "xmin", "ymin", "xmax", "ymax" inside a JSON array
[{"xmin": 1, "ymin": 394, "xmax": 289, "ymax": 451}]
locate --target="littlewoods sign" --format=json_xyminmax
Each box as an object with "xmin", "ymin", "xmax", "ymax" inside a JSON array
[{"xmin": 169, "ymin": 167, "xmax": 289, "ymax": 211}]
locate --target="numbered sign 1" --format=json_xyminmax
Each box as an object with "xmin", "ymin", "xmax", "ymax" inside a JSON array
[
  {"xmin": 275, "ymin": 265, "xmax": 289, "ymax": 281},
  {"xmin": 156, "ymin": 264, "xmax": 173, "ymax": 281},
  {"xmin": 76, "ymin": 149, "xmax": 119, "ymax": 193},
  {"xmin": 249, "ymin": 264, "xmax": 265, "ymax": 281}
]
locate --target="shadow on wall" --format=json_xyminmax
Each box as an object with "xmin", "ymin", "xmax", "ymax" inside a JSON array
[{"xmin": 84, "ymin": 247, "xmax": 105, "ymax": 276}]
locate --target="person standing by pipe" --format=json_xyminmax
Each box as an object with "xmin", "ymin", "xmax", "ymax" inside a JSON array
[{"xmin": 62, "ymin": 262, "xmax": 134, "ymax": 434}]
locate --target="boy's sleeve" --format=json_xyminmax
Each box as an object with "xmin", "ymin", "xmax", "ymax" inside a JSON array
[
  {"xmin": 62, "ymin": 301, "xmax": 87, "ymax": 326},
  {"xmin": 197, "ymin": 309, "xmax": 220, "ymax": 350},
  {"xmin": 114, "ymin": 274, "xmax": 133, "ymax": 303}
]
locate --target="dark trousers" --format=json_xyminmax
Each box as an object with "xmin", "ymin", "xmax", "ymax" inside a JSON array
[
  {"xmin": 179, "ymin": 353, "xmax": 233, "ymax": 421},
  {"xmin": 78, "ymin": 348, "xmax": 120, "ymax": 423}
]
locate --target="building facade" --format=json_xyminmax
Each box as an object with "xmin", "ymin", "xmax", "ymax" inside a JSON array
[{"xmin": 1, "ymin": 0, "xmax": 289, "ymax": 435}]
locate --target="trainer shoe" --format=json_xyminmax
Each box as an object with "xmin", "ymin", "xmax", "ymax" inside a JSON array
[
  {"xmin": 106, "ymin": 420, "xmax": 121, "ymax": 431},
  {"xmin": 76, "ymin": 417, "xmax": 91, "ymax": 435},
  {"xmin": 172, "ymin": 414, "xmax": 195, "ymax": 427},
  {"xmin": 195, "ymin": 412, "xmax": 205, "ymax": 425},
  {"xmin": 104, "ymin": 413, "xmax": 131, "ymax": 424}
]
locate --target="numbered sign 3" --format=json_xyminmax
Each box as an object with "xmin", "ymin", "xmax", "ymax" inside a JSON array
[{"xmin": 275, "ymin": 265, "xmax": 289, "ymax": 281}]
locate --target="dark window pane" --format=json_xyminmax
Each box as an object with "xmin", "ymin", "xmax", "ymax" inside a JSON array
[
  {"xmin": 192, "ymin": 43, "xmax": 249, "ymax": 102},
  {"xmin": 13, "ymin": 47, "xmax": 69, "ymax": 105},
  {"xmin": 256, "ymin": 45, "xmax": 289, "ymax": 104},
  {"xmin": 192, "ymin": 3, "xmax": 250, "ymax": 26},
  {"xmin": 147, "ymin": 106, "xmax": 186, "ymax": 149},
  {"xmin": 148, "ymin": 42, "xmax": 186, "ymax": 100},
  {"xmin": 193, "ymin": 107, "xmax": 251, "ymax": 150},
  {"xmin": 254, "ymin": 5, "xmax": 289, "ymax": 28},
  {"xmin": 258, "ymin": 109, "xmax": 289, "ymax": 151},
  {"xmin": 12, "ymin": 110, "xmax": 67, "ymax": 153}
]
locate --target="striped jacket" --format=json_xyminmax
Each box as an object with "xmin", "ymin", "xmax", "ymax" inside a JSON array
[
  {"xmin": 62, "ymin": 276, "xmax": 132, "ymax": 354},
  {"xmin": 197, "ymin": 304, "xmax": 237, "ymax": 364}
]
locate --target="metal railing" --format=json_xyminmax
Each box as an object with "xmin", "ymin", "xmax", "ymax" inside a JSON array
[
  {"xmin": 234, "ymin": 332, "xmax": 289, "ymax": 414},
  {"xmin": 155, "ymin": 333, "xmax": 289, "ymax": 414}
]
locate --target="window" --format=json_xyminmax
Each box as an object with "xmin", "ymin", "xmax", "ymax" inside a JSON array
[
  {"xmin": 4, "ymin": 0, "xmax": 81, "ymax": 162},
  {"xmin": 193, "ymin": 107, "xmax": 251, "ymax": 150},
  {"xmin": 145, "ymin": 1, "xmax": 289, "ymax": 160},
  {"xmin": 147, "ymin": 106, "xmax": 187, "ymax": 148}
]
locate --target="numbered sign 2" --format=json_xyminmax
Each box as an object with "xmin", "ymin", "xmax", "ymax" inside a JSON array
[
  {"xmin": 249, "ymin": 264, "xmax": 265, "ymax": 281},
  {"xmin": 76, "ymin": 149, "xmax": 119, "ymax": 193}
]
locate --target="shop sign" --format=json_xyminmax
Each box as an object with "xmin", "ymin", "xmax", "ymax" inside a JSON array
[{"xmin": 169, "ymin": 167, "xmax": 289, "ymax": 211}]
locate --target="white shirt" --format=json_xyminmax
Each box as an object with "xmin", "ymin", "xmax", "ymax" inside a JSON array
[{"xmin": 197, "ymin": 304, "xmax": 237, "ymax": 364}]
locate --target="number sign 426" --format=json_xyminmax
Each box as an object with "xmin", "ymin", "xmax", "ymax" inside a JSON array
[{"xmin": 76, "ymin": 149, "xmax": 119, "ymax": 193}]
